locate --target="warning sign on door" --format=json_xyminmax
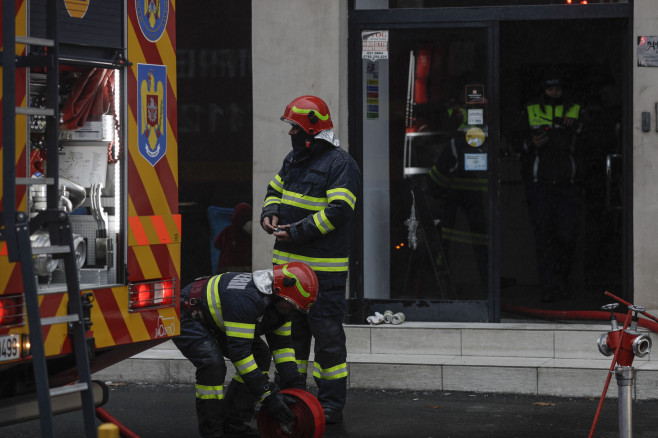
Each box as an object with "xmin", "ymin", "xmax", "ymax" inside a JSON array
[{"xmin": 362, "ymin": 31, "xmax": 389, "ymax": 61}]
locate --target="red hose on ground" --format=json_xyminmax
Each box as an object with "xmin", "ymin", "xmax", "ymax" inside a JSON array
[
  {"xmin": 258, "ymin": 389, "xmax": 325, "ymax": 438},
  {"xmin": 501, "ymin": 304, "xmax": 658, "ymax": 333},
  {"xmin": 96, "ymin": 407, "xmax": 141, "ymax": 438}
]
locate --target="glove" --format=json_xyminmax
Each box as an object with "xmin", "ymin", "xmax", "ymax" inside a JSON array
[
  {"xmin": 283, "ymin": 374, "xmax": 307, "ymax": 390},
  {"xmin": 263, "ymin": 391, "xmax": 296, "ymax": 426}
]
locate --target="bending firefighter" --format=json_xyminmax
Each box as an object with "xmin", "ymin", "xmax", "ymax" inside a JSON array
[
  {"xmin": 261, "ymin": 95, "xmax": 361, "ymax": 424},
  {"xmin": 173, "ymin": 262, "xmax": 318, "ymax": 438}
]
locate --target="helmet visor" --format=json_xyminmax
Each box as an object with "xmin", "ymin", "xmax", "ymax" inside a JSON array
[{"xmin": 280, "ymin": 295, "xmax": 308, "ymax": 313}]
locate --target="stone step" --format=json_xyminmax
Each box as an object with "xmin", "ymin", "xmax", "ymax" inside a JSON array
[{"xmin": 92, "ymin": 322, "xmax": 658, "ymax": 399}]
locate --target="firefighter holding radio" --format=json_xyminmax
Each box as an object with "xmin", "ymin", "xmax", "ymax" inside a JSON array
[
  {"xmin": 517, "ymin": 75, "xmax": 583, "ymax": 303},
  {"xmin": 261, "ymin": 95, "xmax": 361, "ymax": 425},
  {"xmin": 173, "ymin": 262, "xmax": 318, "ymax": 438}
]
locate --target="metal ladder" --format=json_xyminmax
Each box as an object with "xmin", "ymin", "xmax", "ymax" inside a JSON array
[{"xmin": 1, "ymin": 1, "xmax": 97, "ymax": 437}]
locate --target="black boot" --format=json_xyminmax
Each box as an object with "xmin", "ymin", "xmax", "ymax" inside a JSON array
[
  {"xmin": 224, "ymin": 420, "xmax": 259, "ymax": 438},
  {"xmin": 196, "ymin": 398, "xmax": 226, "ymax": 438},
  {"xmin": 324, "ymin": 407, "xmax": 343, "ymax": 424}
]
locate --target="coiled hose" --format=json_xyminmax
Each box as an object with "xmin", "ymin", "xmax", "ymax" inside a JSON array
[{"xmin": 258, "ymin": 388, "xmax": 325, "ymax": 438}]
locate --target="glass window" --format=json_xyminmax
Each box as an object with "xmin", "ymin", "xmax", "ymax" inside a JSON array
[
  {"xmin": 361, "ymin": 27, "xmax": 491, "ymax": 301},
  {"xmin": 355, "ymin": 0, "xmax": 627, "ymax": 9}
]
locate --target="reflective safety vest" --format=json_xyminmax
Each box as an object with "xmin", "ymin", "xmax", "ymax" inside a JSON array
[
  {"xmin": 527, "ymin": 103, "xmax": 580, "ymax": 129},
  {"xmin": 447, "ymin": 106, "xmax": 470, "ymax": 132},
  {"xmin": 427, "ymin": 138, "xmax": 488, "ymax": 247},
  {"xmin": 525, "ymin": 102, "xmax": 581, "ymax": 184}
]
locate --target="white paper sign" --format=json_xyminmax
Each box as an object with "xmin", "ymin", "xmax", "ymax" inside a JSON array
[
  {"xmin": 464, "ymin": 153, "xmax": 487, "ymax": 171},
  {"xmin": 468, "ymin": 109, "xmax": 484, "ymax": 125},
  {"xmin": 638, "ymin": 36, "xmax": 658, "ymax": 67},
  {"xmin": 59, "ymin": 145, "xmax": 109, "ymax": 188},
  {"xmin": 362, "ymin": 31, "xmax": 389, "ymax": 61}
]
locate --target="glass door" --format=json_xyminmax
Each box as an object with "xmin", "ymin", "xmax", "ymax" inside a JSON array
[{"xmin": 358, "ymin": 24, "xmax": 499, "ymax": 321}]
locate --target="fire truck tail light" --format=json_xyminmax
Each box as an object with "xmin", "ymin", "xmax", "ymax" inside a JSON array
[
  {"xmin": 129, "ymin": 279, "xmax": 176, "ymax": 312},
  {"xmin": 0, "ymin": 295, "xmax": 25, "ymax": 328},
  {"xmin": 156, "ymin": 280, "xmax": 175, "ymax": 305}
]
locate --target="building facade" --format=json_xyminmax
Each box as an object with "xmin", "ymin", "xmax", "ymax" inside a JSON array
[{"xmin": 251, "ymin": 0, "xmax": 658, "ymax": 322}]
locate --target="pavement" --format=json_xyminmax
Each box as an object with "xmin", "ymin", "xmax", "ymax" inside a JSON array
[{"xmin": 3, "ymin": 383, "xmax": 658, "ymax": 437}]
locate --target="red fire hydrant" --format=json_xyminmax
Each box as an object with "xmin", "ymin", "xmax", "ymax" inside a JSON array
[
  {"xmin": 595, "ymin": 303, "xmax": 653, "ymax": 438},
  {"xmin": 597, "ymin": 304, "xmax": 652, "ymax": 366}
]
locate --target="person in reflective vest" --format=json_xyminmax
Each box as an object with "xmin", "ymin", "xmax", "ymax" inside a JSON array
[
  {"xmin": 173, "ymin": 262, "xmax": 318, "ymax": 438},
  {"xmin": 261, "ymin": 95, "xmax": 361, "ymax": 425},
  {"xmin": 517, "ymin": 76, "xmax": 582, "ymax": 303}
]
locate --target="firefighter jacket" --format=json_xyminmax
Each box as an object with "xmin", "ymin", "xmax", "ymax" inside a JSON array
[
  {"xmin": 427, "ymin": 126, "xmax": 488, "ymax": 249},
  {"xmin": 261, "ymin": 131, "xmax": 361, "ymax": 277},
  {"xmin": 521, "ymin": 101, "xmax": 581, "ymax": 184},
  {"xmin": 198, "ymin": 272, "xmax": 300, "ymax": 399}
]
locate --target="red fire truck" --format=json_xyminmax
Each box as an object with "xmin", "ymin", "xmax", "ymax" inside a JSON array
[{"xmin": 0, "ymin": 1, "xmax": 179, "ymax": 435}]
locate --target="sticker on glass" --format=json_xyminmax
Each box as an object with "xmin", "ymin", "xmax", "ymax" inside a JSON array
[
  {"xmin": 464, "ymin": 153, "xmax": 487, "ymax": 171},
  {"xmin": 465, "ymin": 127, "xmax": 486, "ymax": 148}
]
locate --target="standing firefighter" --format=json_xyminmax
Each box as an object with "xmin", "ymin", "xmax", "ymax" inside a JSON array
[
  {"xmin": 261, "ymin": 95, "xmax": 361, "ymax": 424},
  {"xmin": 173, "ymin": 262, "xmax": 318, "ymax": 438}
]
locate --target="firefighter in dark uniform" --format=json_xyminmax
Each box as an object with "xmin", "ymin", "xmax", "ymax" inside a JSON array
[
  {"xmin": 426, "ymin": 90, "xmax": 489, "ymax": 288},
  {"xmin": 173, "ymin": 262, "xmax": 318, "ymax": 438},
  {"xmin": 517, "ymin": 76, "xmax": 582, "ymax": 303},
  {"xmin": 261, "ymin": 95, "xmax": 361, "ymax": 425}
]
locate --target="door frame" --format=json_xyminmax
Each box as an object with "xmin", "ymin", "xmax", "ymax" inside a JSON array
[{"xmin": 347, "ymin": 3, "xmax": 633, "ymax": 322}]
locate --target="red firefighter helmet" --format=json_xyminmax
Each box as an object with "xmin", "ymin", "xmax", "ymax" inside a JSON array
[
  {"xmin": 273, "ymin": 262, "xmax": 318, "ymax": 312},
  {"xmin": 281, "ymin": 95, "xmax": 333, "ymax": 135}
]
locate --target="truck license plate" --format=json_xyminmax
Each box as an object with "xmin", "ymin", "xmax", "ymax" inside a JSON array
[{"xmin": 0, "ymin": 334, "xmax": 20, "ymax": 362}]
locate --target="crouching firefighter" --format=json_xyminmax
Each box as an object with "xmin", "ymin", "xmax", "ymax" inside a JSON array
[{"xmin": 173, "ymin": 262, "xmax": 318, "ymax": 438}]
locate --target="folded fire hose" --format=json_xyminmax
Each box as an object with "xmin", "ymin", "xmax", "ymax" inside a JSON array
[
  {"xmin": 258, "ymin": 388, "xmax": 325, "ymax": 438},
  {"xmin": 367, "ymin": 310, "xmax": 406, "ymax": 325}
]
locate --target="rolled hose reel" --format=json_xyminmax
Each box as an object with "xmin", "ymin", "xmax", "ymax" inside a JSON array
[{"xmin": 257, "ymin": 388, "xmax": 325, "ymax": 438}]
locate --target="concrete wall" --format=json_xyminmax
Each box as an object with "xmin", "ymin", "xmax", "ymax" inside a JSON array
[
  {"xmin": 633, "ymin": 0, "xmax": 658, "ymax": 310},
  {"xmin": 251, "ymin": 0, "xmax": 349, "ymax": 270}
]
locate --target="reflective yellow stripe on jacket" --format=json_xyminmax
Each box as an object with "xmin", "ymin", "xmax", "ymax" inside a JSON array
[
  {"xmin": 273, "ymin": 321, "xmax": 291, "ymax": 336},
  {"xmin": 273, "ymin": 249, "xmax": 348, "ymax": 272},
  {"xmin": 225, "ymin": 321, "xmax": 255, "ymax": 339},
  {"xmin": 264, "ymin": 174, "xmax": 284, "ymax": 207},
  {"xmin": 282, "ymin": 190, "xmax": 328, "ymax": 211},
  {"xmin": 205, "ymin": 275, "xmax": 225, "ymax": 331},
  {"xmin": 327, "ymin": 187, "xmax": 357, "ymax": 209},
  {"xmin": 234, "ymin": 355, "xmax": 259, "ymax": 375}
]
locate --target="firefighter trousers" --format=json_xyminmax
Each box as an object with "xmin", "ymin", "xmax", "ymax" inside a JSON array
[{"xmin": 290, "ymin": 275, "xmax": 348, "ymax": 412}]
